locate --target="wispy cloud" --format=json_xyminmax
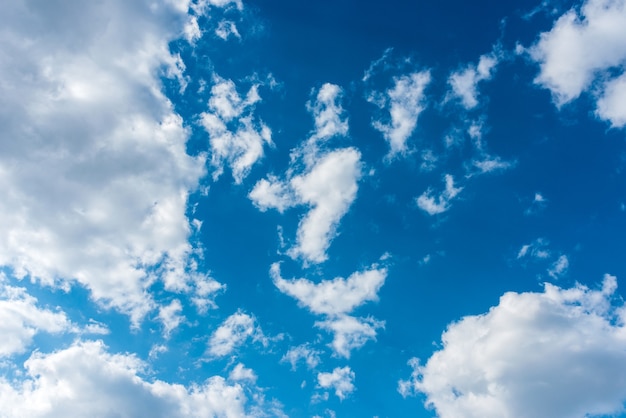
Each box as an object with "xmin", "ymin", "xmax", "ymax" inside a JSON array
[{"xmin": 416, "ymin": 174, "xmax": 463, "ymax": 215}]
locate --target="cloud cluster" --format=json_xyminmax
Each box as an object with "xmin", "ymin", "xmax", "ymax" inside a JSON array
[
  {"xmin": 416, "ymin": 174, "xmax": 463, "ymax": 215},
  {"xmin": 0, "ymin": 0, "xmax": 226, "ymax": 324},
  {"xmin": 531, "ymin": 0, "xmax": 626, "ymax": 127},
  {"xmin": 317, "ymin": 366, "xmax": 356, "ymax": 401},
  {"xmin": 447, "ymin": 52, "xmax": 499, "ymax": 109},
  {"xmin": 399, "ymin": 275, "xmax": 626, "ymax": 418},
  {"xmin": 370, "ymin": 71, "xmax": 432, "ymax": 157},
  {"xmin": 271, "ymin": 263, "xmax": 386, "ymax": 358},
  {"xmin": 200, "ymin": 75, "xmax": 272, "ymax": 184},
  {"xmin": 249, "ymin": 84, "xmax": 362, "ymax": 264},
  {"xmin": 207, "ymin": 311, "xmax": 268, "ymax": 357},
  {"xmin": 0, "ymin": 340, "xmax": 283, "ymax": 418}
]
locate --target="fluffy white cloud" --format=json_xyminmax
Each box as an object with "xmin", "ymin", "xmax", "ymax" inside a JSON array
[
  {"xmin": 158, "ymin": 299, "xmax": 184, "ymax": 337},
  {"xmin": 200, "ymin": 75, "xmax": 273, "ymax": 184},
  {"xmin": 370, "ymin": 71, "xmax": 431, "ymax": 157},
  {"xmin": 530, "ymin": 0, "xmax": 626, "ymax": 126},
  {"xmin": 416, "ymin": 174, "xmax": 463, "ymax": 215},
  {"xmin": 448, "ymin": 53, "xmax": 498, "ymax": 109},
  {"xmin": 0, "ymin": 279, "xmax": 70, "ymax": 357},
  {"xmin": 271, "ymin": 263, "xmax": 386, "ymax": 316},
  {"xmin": 0, "ymin": 0, "xmax": 229, "ymax": 325},
  {"xmin": 249, "ymin": 84, "xmax": 361, "ymax": 264},
  {"xmin": 281, "ymin": 344, "xmax": 322, "ymax": 370},
  {"xmin": 596, "ymin": 72, "xmax": 626, "ymax": 127},
  {"xmin": 288, "ymin": 149, "xmax": 362, "ymax": 263},
  {"xmin": 315, "ymin": 315, "xmax": 384, "ymax": 359},
  {"xmin": 271, "ymin": 263, "xmax": 386, "ymax": 358},
  {"xmin": 216, "ymin": 20, "xmax": 241, "ymax": 40},
  {"xmin": 207, "ymin": 311, "xmax": 267, "ymax": 357},
  {"xmin": 307, "ymin": 83, "xmax": 349, "ymax": 143},
  {"xmin": 229, "ymin": 363, "xmax": 258, "ymax": 383},
  {"xmin": 0, "ymin": 340, "xmax": 282, "ymax": 417},
  {"xmin": 317, "ymin": 366, "xmax": 356, "ymax": 400},
  {"xmin": 399, "ymin": 275, "xmax": 626, "ymax": 418}
]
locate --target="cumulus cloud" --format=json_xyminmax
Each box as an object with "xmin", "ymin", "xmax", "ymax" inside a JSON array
[
  {"xmin": 317, "ymin": 366, "xmax": 356, "ymax": 400},
  {"xmin": 158, "ymin": 299, "xmax": 184, "ymax": 337},
  {"xmin": 0, "ymin": 340, "xmax": 282, "ymax": 417},
  {"xmin": 0, "ymin": 0, "xmax": 231, "ymax": 325},
  {"xmin": 229, "ymin": 363, "xmax": 258, "ymax": 383},
  {"xmin": 249, "ymin": 84, "xmax": 362, "ymax": 264},
  {"xmin": 398, "ymin": 275, "xmax": 626, "ymax": 418},
  {"xmin": 281, "ymin": 344, "xmax": 322, "ymax": 370},
  {"xmin": 447, "ymin": 52, "xmax": 499, "ymax": 109},
  {"xmin": 315, "ymin": 316, "xmax": 384, "ymax": 359},
  {"xmin": 207, "ymin": 311, "xmax": 267, "ymax": 357},
  {"xmin": 530, "ymin": 0, "xmax": 626, "ymax": 126},
  {"xmin": 271, "ymin": 263, "xmax": 387, "ymax": 358},
  {"xmin": 416, "ymin": 174, "xmax": 463, "ymax": 215},
  {"xmin": 200, "ymin": 75, "xmax": 273, "ymax": 184},
  {"xmin": 0, "ymin": 279, "xmax": 70, "ymax": 357},
  {"xmin": 215, "ymin": 20, "xmax": 241, "ymax": 40},
  {"xmin": 370, "ymin": 71, "xmax": 432, "ymax": 157}
]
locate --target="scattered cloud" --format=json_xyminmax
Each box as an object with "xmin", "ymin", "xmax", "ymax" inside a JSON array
[
  {"xmin": 200, "ymin": 74, "xmax": 273, "ymax": 184},
  {"xmin": 271, "ymin": 262, "xmax": 386, "ymax": 358},
  {"xmin": 548, "ymin": 254, "xmax": 569, "ymax": 279},
  {"xmin": 281, "ymin": 344, "xmax": 322, "ymax": 370},
  {"xmin": 229, "ymin": 363, "xmax": 258, "ymax": 383},
  {"xmin": 250, "ymin": 84, "xmax": 362, "ymax": 265},
  {"xmin": 0, "ymin": 280, "xmax": 71, "ymax": 357},
  {"xmin": 525, "ymin": 192, "xmax": 548, "ymax": 215},
  {"xmin": 0, "ymin": 339, "xmax": 282, "ymax": 417},
  {"xmin": 315, "ymin": 316, "xmax": 384, "ymax": 359},
  {"xmin": 158, "ymin": 299, "xmax": 184, "ymax": 337},
  {"xmin": 517, "ymin": 238, "xmax": 551, "ymax": 260},
  {"xmin": 370, "ymin": 71, "xmax": 432, "ymax": 157},
  {"xmin": 399, "ymin": 275, "xmax": 626, "ymax": 418},
  {"xmin": 530, "ymin": 0, "xmax": 626, "ymax": 126},
  {"xmin": 215, "ymin": 20, "xmax": 241, "ymax": 40},
  {"xmin": 317, "ymin": 366, "xmax": 356, "ymax": 400},
  {"xmin": 207, "ymin": 311, "xmax": 267, "ymax": 357},
  {"xmin": 270, "ymin": 263, "xmax": 387, "ymax": 316},
  {"xmin": 416, "ymin": 174, "xmax": 463, "ymax": 215},
  {"xmin": 447, "ymin": 52, "xmax": 499, "ymax": 109}
]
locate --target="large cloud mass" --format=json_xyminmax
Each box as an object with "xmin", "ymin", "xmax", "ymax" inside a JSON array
[
  {"xmin": 0, "ymin": 0, "xmax": 221, "ymax": 323},
  {"xmin": 531, "ymin": 0, "xmax": 626, "ymax": 127},
  {"xmin": 399, "ymin": 275, "xmax": 626, "ymax": 418}
]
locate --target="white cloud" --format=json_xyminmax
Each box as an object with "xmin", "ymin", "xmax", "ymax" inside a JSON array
[
  {"xmin": 448, "ymin": 53, "xmax": 498, "ymax": 109},
  {"xmin": 229, "ymin": 363, "xmax": 258, "ymax": 383},
  {"xmin": 399, "ymin": 275, "xmax": 626, "ymax": 418},
  {"xmin": 158, "ymin": 299, "xmax": 184, "ymax": 337},
  {"xmin": 281, "ymin": 344, "xmax": 322, "ymax": 370},
  {"xmin": 548, "ymin": 254, "xmax": 569, "ymax": 279},
  {"xmin": 271, "ymin": 263, "xmax": 387, "ymax": 316},
  {"xmin": 207, "ymin": 311, "xmax": 267, "ymax": 357},
  {"xmin": 317, "ymin": 366, "xmax": 356, "ymax": 400},
  {"xmin": 371, "ymin": 71, "xmax": 431, "ymax": 157},
  {"xmin": 0, "ymin": 279, "xmax": 70, "ymax": 357},
  {"xmin": 530, "ymin": 0, "xmax": 626, "ymax": 126},
  {"xmin": 517, "ymin": 238, "xmax": 551, "ymax": 260},
  {"xmin": 271, "ymin": 263, "xmax": 387, "ymax": 358},
  {"xmin": 315, "ymin": 315, "xmax": 384, "ymax": 359},
  {"xmin": 249, "ymin": 84, "xmax": 361, "ymax": 265},
  {"xmin": 216, "ymin": 20, "xmax": 241, "ymax": 40},
  {"xmin": 0, "ymin": 0, "xmax": 223, "ymax": 325},
  {"xmin": 201, "ymin": 75, "xmax": 272, "ymax": 184},
  {"xmin": 288, "ymin": 149, "xmax": 362, "ymax": 263},
  {"xmin": 416, "ymin": 174, "xmax": 463, "ymax": 215},
  {"xmin": 596, "ymin": 73, "xmax": 626, "ymax": 127},
  {"xmin": 0, "ymin": 340, "xmax": 282, "ymax": 417},
  {"xmin": 307, "ymin": 83, "xmax": 349, "ymax": 144}
]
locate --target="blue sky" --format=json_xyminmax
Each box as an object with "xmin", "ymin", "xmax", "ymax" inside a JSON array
[{"xmin": 2, "ymin": 0, "xmax": 626, "ymax": 417}]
